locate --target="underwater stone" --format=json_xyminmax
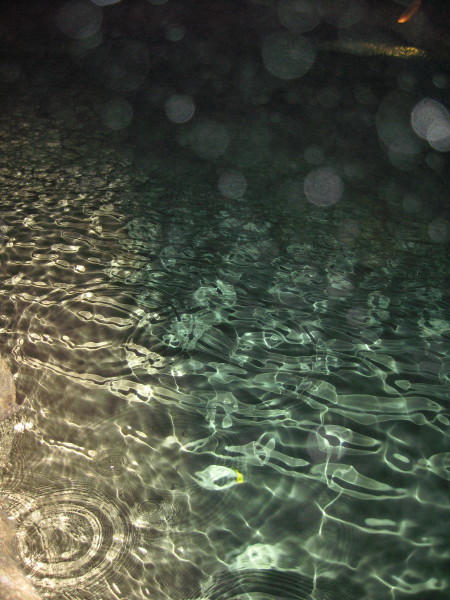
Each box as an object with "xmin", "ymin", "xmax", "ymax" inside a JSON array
[
  {"xmin": 0, "ymin": 358, "xmax": 15, "ymax": 415},
  {"xmin": 0, "ymin": 511, "xmax": 42, "ymax": 600},
  {"xmin": 0, "ymin": 358, "xmax": 17, "ymax": 469},
  {"xmin": 0, "ymin": 359, "xmax": 43, "ymax": 600}
]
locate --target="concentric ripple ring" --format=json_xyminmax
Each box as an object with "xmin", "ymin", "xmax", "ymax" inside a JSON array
[{"xmin": 5, "ymin": 485, "xmax": 135, "ymax": 592}]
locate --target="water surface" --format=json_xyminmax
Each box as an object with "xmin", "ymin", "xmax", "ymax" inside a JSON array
[{"xmin": 0, "ymin": 4, "xmax": 449, "ymax": 600}]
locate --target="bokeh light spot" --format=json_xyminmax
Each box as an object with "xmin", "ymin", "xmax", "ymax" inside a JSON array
[
  {"xmin": 71, "ymin": 30, "xmax": 103, "ymax": 54},
  {"xmin": 402, "ymin": 194, "xmax": 422, "ymax": 214},
  {"xmin": 411, "ymin": 98, "xmax": 450, "ymax": 152},
  {"xmin": 165, "ymin": 95, "xmax": 195, "ymax": 124},
  {"xmin": 387, "ymin": 136, "xmax": 422, "ymax": 171},
  {"xmin": 304, "ymin": 167, "xmax": 343, "ymax": 206},
  {"xmin": 432, "ymin": 73, "xmax": 449, "ymax": 90},
  {"xmin": 56, "ymin": 0, "xmax": 102, "ymax": 40},
  {"xmin": 218, "ymin": 172, "xmax": 247, "ymax": 200},
  {"xmin": 101, "ymin": 98, "xmax": 133, "ymax": 131},
  {"xmin": 190, "ymin": 120, "xmax": 229, "ymax": 159},
  {"xmin": 165, "ymin": 25, "xmax": 186, "ymax": 42},
  {"xmin": 262, "ymin": 32, "xmax": 315, "ymax": 80},
  {"xmin": 428, "ymin": 219, "xmax": 449, "ymax": 243},
  {"xmin": 277, "ymin": 0, "xmax": 321, "ymax": 34}
]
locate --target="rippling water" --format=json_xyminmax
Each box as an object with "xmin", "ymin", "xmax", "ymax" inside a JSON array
[{"xmin": 1, "ymin": 45, "xmax": 449, "ymax": 600}]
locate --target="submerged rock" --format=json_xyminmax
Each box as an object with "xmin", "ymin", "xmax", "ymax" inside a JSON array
[
  {"xmin": 0, "ymin": 359, "xmax": 15, "ymax": 415},
  {"xmin": 0, "ymin": 358, "xmax": 17, "ymax": 470},
  {"xmin": 0, "ymin": 361, "xmax": 42, "ymax": 600},
  {"xmin": 0, "ymin": 512, "xmax": 42, "ymax": 600}
]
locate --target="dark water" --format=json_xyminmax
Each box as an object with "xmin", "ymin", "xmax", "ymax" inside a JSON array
[{"xmin": 0, "ymin": 2, "xmax": 449, "ymax": 600}]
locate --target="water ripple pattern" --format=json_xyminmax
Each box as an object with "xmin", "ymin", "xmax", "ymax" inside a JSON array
[
  {"xmin": 0, "ymin": 74, "xmax": 449, "ymax": 600},
  {"xmin": 108, "ymin": 181, "xmax": 449, "ymax": 599}
]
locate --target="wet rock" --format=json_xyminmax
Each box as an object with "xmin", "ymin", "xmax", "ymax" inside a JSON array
[
  {"xmin": 0, "ymin": 363, "xmax": 42, "ymax": 600},
  {"xmin": 0, "ymin": 512, "xmax": 42, "ymax": 600},
  {"xmin": 0, "ymin": 359, "xmax": 15, "ymax": 415},
  {"xmin": 0, "ymin": 359, "xmax": 17, "ymax": 470}
]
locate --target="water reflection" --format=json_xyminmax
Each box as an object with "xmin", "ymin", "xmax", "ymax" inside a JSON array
[
  {"xmin": 0, "ymin": 2, "xmax": 449, "ymax": 599},
  {"xmin": 1, "ymin": 149, "xmax": 448, "ymax": 597}
]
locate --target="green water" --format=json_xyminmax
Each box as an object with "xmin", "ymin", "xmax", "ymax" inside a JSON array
[{"xmin": 0, "ymin": 2, "xmax": 449, "ymax": 599}]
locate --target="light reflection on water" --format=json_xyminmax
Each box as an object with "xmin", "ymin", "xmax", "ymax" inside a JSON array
[{"xmin": 0, "ymin": 69, "xmax": 449, "ymax": 600}]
